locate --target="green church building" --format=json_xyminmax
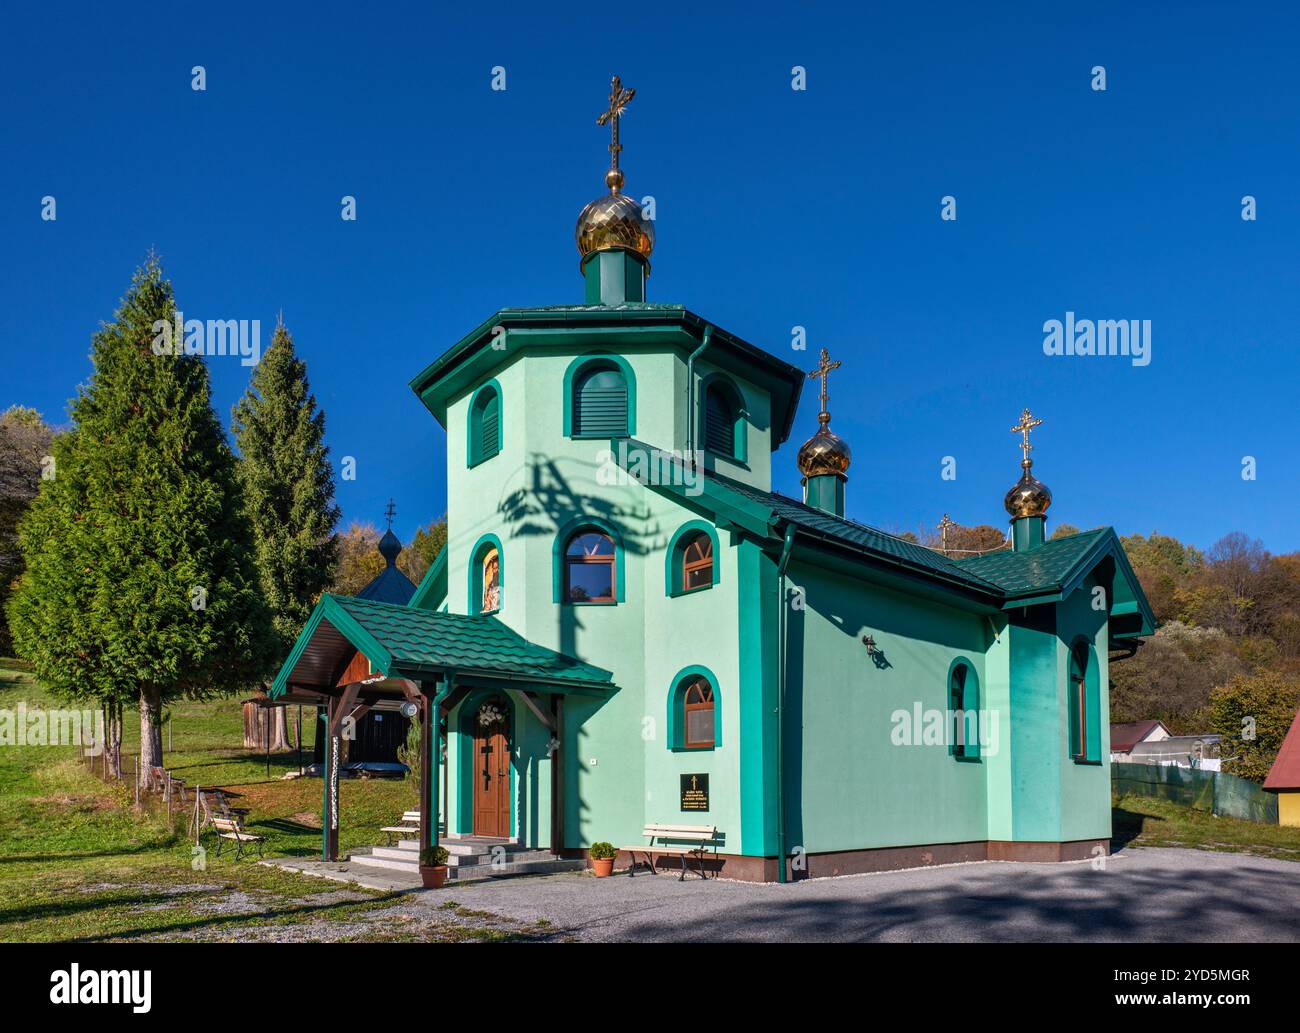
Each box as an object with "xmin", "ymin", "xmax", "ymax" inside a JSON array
[{"xmin": 270, "ymin": 78, "xmax": 1155, "ymax": 882}]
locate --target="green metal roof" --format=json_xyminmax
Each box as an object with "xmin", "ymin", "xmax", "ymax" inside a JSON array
[
  {"xmin": 955, "ymin": 527, "xmax": 1110, "ymax": 596},
  {"xmin": 608, "ymin": 439, "xmax": 1154, "ymax": 630},
  {"xmin": 707, "ymin": 470, "xmax": 1005, "ymax": 595},
  {"xmin": 407, "ymin": 304, "xmax": 807, "ymax": 447},
  {"xmin": 270, "ymin": 593, "xmax": 615, "ymax": 698}
]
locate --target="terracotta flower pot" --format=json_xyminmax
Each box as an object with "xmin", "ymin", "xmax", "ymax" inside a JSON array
[
  {"xmin": 591, "ymin": 856, "xmax": 615, "ymax": 878},
  {"xmin": 420, "ymin": 864, "xmax": 449, "ymax": 889}
]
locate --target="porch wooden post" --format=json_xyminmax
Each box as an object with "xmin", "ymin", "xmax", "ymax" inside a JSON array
[
  {"xmin": 323, "ymin": 682, "xmax": 361, "ymax": 863},
  {"xmin": 419, "ymin": 680, "xmax": 437, "ymax": 855},
  {"xmin": 550, "ymin": 695, "xmax": 565, "ymax": 858},
  {"xmin": 323, "ymin": 695, "xmax": 339, "ymax": 861}
]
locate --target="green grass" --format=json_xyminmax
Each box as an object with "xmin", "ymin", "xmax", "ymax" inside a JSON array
[
  {"xmin": 0, "ymin": 658, "xmax": 517, "ymax": 942},
  {"xmin": 1113, "ymin": 793, "xmax": 1300, "ymax": 861}
]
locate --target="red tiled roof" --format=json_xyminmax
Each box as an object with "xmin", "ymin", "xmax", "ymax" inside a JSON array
[
  {"xmin": 1110, "ymin": 719, "xmax": 1170, "ymax": 753},
  {"xmin": 1264, "ymin": 708, "xmax": 1300, "ymax": 791}
]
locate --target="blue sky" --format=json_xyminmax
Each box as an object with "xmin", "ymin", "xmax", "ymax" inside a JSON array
[{"xmin": 3, "ymin": 2, "xmax": 1297, "ymax": 551}]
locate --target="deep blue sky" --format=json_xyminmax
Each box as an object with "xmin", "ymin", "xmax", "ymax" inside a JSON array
[{"xmin": 3, "ymin": 2, "xmax": 1297, "ymax": 552}]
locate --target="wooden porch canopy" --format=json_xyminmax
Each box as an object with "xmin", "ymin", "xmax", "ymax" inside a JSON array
[{"xmin": 267, "ymin": 593, "xmax": 615, "ymax": 862}]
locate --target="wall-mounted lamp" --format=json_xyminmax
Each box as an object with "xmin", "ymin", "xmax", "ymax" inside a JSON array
[
  {"xmin": 399, "ymin": 701, "xmax": 419, "ymax": 719},
  {"xmin": 862, "ymin": 634, "xmax": 877, "ymax": 656}
]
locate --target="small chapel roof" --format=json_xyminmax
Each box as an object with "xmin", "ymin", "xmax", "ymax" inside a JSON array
[
  {"xmin": 354, "ymin": 503, "xmax": 417, "ymax": 606},
  {"xmin": 270, "ymin": 594, "xmax": 615, "ymax": 698}
]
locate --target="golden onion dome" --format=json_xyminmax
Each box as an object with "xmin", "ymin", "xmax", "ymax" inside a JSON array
[
  {"xmin": 1004, "ymin": 461, "xmax": 1052, "ymax": 518},
  {"xmin": 797, "ymin": 412, "xmax": 852, "ymax": 479},
  {"xmin": 575, "ymin": 188, "xmax": 654, "ymax": 266}
]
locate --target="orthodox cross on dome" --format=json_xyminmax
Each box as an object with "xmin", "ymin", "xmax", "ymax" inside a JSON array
[
  {"xmin": 1010, "ymin": 408, "xmax": 1044, "ymax": 464},
  {"xmin": 596, "ymin": 75, "xmax": 636, "ymax": 192},
  {"xmin": 384, "ymin": 498, "xmax": 396, "ymax": 530},
  {"xmin": 807, "ymin": 348, "xmax": 842, "ymax": 416}
]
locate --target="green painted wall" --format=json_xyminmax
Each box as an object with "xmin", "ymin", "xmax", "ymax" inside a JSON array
[
  {"xmin": 1007, "ymin": 607, "xmax": 1063, "ymax": 841},
  {"xmin": 784, "ymin": 558, "xmax": 991, "ymax": 854},
  {"xmin": 1055, "ymin": 576, "xmax": 1111, "ymax": 843}
]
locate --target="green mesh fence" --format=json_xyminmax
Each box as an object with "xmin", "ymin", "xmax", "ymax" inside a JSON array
[{"xmin": 1112, "ymin": 762, "xmax": 1278, "ymax": 823}]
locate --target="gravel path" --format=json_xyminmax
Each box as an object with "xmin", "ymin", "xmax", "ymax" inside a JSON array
[{"xmin": 400, "ymin": 846, "xmax": 1300, "ymax": 942}]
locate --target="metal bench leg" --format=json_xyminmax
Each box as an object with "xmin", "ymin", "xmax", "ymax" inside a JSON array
[{"xmin": 679, "ymin": 854, "xmax": 687, "ymax": 881}]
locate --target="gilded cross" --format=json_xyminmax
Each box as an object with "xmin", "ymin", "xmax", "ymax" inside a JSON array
[
  {"xmin": 596, "ymin": 76, "xmax": 636, "ymax": 180},
  {"xmin": 384, "ymin": 498, "xmax": 396, "ymax": 530},
  {"xmin": 1010, "ymin": 408, "xmax": 1043, "ymax": 462},
  {"xmin": 807, "ymin": 348, "xmax": 842, "ymax": 413}
]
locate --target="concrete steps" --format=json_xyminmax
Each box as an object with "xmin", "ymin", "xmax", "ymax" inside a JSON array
[{"xmin": 346, "ymin": 838, "xmax": 585, "ymax": 882}]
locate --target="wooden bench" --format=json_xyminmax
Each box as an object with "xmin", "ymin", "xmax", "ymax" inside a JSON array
[
  {"xmin": 623, "ymin": 823, "xmax": 718, "ymax": 881},
  {"xmin": 380, "ymin": 810, "xmax": 422, "ymax": 845},
  {"xmin": 211, "ymin": 816, "xmax": 264, "ymax": 860}
]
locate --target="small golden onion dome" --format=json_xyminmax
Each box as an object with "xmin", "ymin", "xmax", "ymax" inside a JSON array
[
  {"xmin": 576, "ymin": 190, "xmax": 655, "ymax": 265},
  {"xmin": 797, "ymin": 412, "xmax": 852, "ymax": 479},
  {"xmin": 1004, "ymin": 461, "xmax": 1052, "ymax": 518}
]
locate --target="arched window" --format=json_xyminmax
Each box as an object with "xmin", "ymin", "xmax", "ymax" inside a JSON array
[
  {"xmin": 665, "ymin": 521, "xmax": 721, "ymax": 597},
  {"xmin": 468, "ymin": 383, "xmax": 501, "ymax": 466},
  {"xmin": 480, "ymin": 547, "xmax": 500, "ymax": 613},
  {"xmin": 680, "ymin": 532, "xmax": 713, "ymax": 593},
  {"xmin": 948, "ymin": 661, "xmax": 980, "ymax": 760},
  {"xmin": 667, "ymin": 667, "xmax": 722, "ymax": 750},
  {"xmin": 703, "ymin": 380, "xmax": 742, "ymax": 459},
  {"xmin": 563, "ymin": 530, "xmax": 616, "ymax": 603},
  {"xmin": 682, "ymin": 679, "xmax": 715, "ymax": 749},
  {"xmin": 469, "ymin": 536, "xmax": 503, "ymax": 615},
  {"xmin": 572, "ymin": 365, "xmax": 629, "ymax": 437},
  {"xmin": 1069, "ymin": 641, "xmax": 1099, "ymax": 763}
]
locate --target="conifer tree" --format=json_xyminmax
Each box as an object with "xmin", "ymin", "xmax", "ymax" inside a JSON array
[
  {"xmin": 232, "ymin": 321, "xmax": 340, "ymax": 656},
  {"xmin": 7, "ymin": 257, "xmax": 276, "ymax": 771}
]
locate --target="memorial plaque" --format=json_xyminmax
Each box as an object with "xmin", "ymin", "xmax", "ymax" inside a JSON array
[{"xmin": 680, "ymin": 772, "xmax": 709, "ymax": 812}]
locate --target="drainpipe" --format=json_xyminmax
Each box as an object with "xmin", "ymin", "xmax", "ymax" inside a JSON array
[
  {"xmin": 686, "ymin": 325, "xmax": 714, "ymax": 462},
  {"xmin": 776, "ymin": 524, "xmax": 796, "ymax": 883}
]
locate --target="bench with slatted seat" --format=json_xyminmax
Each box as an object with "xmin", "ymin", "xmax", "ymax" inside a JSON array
[
  {"xmin": 211, "ymin": 816, "xmax": 264, "ymax": 860},
  {"xmin": 380, "ymin": 810, "xmax": 422, "ymax": 845},
  {"xmin": 623, "ymin": 823, "xmax": 718, "ymax": 881}
]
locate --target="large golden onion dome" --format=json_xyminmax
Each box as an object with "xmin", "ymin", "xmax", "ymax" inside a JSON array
[
  {"xmin": 1004, "ymin": 461, "xmax": 1052, "ymax": 518},
  {"xmin": 575, "ymin": 188, "xmax": 654, "ymax": 266},
  {"xmin": 797, "ymin": 412, "xmax": 852, "ymax": 478}
]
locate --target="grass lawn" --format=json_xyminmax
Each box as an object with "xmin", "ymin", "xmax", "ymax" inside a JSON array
[
  {"xmin": 0, "ymin": 657, "xmax": 554, "ymax": 942},
  {"xmin": 1112, "ymin": 794, "xmax": 1300, "ymax": 862}
]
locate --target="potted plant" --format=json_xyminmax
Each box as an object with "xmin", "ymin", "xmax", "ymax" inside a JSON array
[
  {"xmin": 589, "ymin": 841, "xmax": 618, "ymax": 878},
  {"xmin": 419, "ymin": 845, "xmax": 450, "ymax": 889}
]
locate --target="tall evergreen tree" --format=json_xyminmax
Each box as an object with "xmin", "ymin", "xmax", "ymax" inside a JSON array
[
  {"xmin": 7, "ymin": 257, "xmax": 276, "ymax": 771},
  {"xmin": 232, "ymin": 322, "xmax": 340, "ymax": 656},
  {"xmin": 0, "ymin": 406, "xmax": 54, "ymax": 655}
]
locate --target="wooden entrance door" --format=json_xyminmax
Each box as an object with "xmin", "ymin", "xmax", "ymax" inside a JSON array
[{"xmin": 472, "ymin": 698, "xmax": 510, "ymax": 838}]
